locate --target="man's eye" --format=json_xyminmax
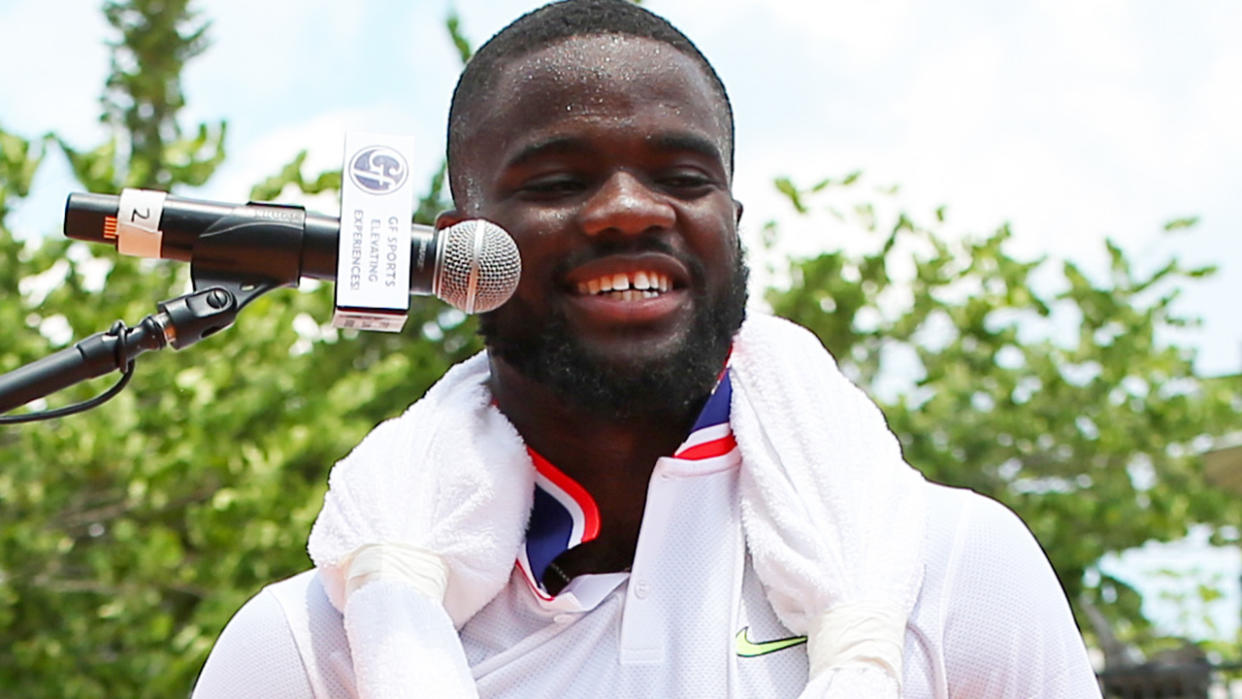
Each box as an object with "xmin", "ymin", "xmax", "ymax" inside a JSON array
[
  {"xmin": 520, "ymin": 176, "xmax": 585, "ymax": 197},
  {"xmin": 659, "ymin": 171, "xmax": 714, "ymax": 192}
]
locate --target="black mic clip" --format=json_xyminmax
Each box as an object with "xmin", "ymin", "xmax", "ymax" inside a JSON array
[
  {"xmin": 158, "ymin": 200, "xmax": 310, "ymax": 349},
  {"xmin": 190, "ymin": 200, "xmax": 307, "ymax": 291},
  {"xmin": 156, "ymin": 287, "xmax": 240, "ymax": 350}
]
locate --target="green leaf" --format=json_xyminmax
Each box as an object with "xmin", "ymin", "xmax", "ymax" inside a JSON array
[
  {"xmin": 445, "ymin": 9, "xmax": 474, "ymax": 66},
  {"xmin": 1162, "ymin": 216, "xmax": 1199, "ymax": 232},
  {"xmin": 774, "ymin": 176, "xmax": 806, "ymax": 213}
]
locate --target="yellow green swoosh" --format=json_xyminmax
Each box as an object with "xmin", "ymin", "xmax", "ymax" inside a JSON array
[{"xmin": 735, "ymin": 626, "xmax": 808, "ymax": 657}]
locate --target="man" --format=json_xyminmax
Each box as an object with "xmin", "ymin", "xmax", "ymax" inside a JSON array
[{"xmin": 195, "ymin": 1, "xmax": 1101, "ymax": 696}]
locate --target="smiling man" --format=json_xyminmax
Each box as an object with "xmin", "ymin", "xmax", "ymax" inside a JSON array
[
  {"xmin": 442, "ymin": 21, "xmax": 750, "ymax": 575},
  {"xmin": 194, "ymin": 2, "xmax": 1101, "ymax": 697}
]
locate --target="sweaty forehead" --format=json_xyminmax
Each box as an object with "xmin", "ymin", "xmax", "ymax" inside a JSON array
[
  {"xmin": 498, "ymin": 34, "xmax": 708, "ymax": 92},
  {"xmin": 455, "ymin": 35, "xmax": 731, "ymax": 179}
]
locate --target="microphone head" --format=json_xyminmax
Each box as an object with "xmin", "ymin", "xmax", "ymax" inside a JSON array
[{"xmin": 433, "ymin": 219, "xmax": 521, "ymax": 314}]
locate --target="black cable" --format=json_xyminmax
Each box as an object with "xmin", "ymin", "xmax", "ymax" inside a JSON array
[{"xmin": 0, "ymin": 322, "xmax": 138, "ymax": 424}]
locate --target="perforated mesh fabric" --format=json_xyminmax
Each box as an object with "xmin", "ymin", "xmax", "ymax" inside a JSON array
[
  {"xmin": 936, "ymin": 494, "xmax": 1104, "ymax": 698},
  {"xmin": 193, "ymin": 580, "xmax": 329, "ymax": 698},
  {"xmin": 433, "ymin": 220, "xmax": 520, "ymax": 313}
]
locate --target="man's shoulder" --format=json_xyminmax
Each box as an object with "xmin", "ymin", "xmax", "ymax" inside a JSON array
[
  {"xmin": 912, "ymin": 482, "xmax": 1102, "ymax": 697},
  {"xmin": 194, "ymin": 570, "xmax": 333, "ymax": 696},
  {"xmin": 256, "ymin": 568, "xmax": 346, "ymax": 650},
  {"xmin": 917, "ymin": 480, "xmax": 1060, "ymax": 600},
  {"xmin": 262, "ymin": 568, "xmax": 331, "ymax": 612},
  {"xmin": 215, "ymin": 568, "xmax": 336, "ymax": 650},
  {"xmin": 920, "ymin": 481, "xmax": 1031, "ymax": 552}
]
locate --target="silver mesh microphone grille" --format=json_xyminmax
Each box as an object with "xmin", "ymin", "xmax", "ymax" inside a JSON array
[{"xmin": 432, "ymin": 219, "xmax": 521, "ymax": 314}]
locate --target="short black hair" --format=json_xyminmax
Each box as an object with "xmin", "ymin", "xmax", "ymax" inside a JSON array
[{"xmin": 446, "ymin": 0, "xmax": 735, "ymax": 204}]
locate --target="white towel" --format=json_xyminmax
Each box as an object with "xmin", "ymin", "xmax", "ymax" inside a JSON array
[
  {"xmin": 307, "ymin": 312, "xmax": 926, "ymax": 698},
  {"xmin": 732, "ymin": 313, "xmax": 927, "ymax": 697},
  {"xmin": 307, "ymin": 353, "xmax": 532, "ymax": 697}
]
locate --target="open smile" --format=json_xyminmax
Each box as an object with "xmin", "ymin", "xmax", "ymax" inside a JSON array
[
  {"xmin": 562, "ymin": 254, "xmax": 691, "ymax": 323},
  {"xmin": 574, "ymin": 269, "xmax": 673, "ymax": 300}
]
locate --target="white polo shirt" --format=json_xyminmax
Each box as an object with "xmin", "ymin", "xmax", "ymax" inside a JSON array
[{"xmin": 195, "ymin": 373, "xmax": 1101, "ymax": 697}]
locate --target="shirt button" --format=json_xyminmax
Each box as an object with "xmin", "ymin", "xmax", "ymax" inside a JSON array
[
  {"xmin": 633, "ymin": 580, "xmax": 650, "ymax": 599},
  {"xmin": 553, "ymin": 614, "xmax": 574, "ymax": 624}
]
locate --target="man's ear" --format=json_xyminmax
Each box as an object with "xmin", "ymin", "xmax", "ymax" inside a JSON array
[
  {"xmin": 734, "ymin": 199, "xmax": 744, "ymax": 225},
  {"xmin": 435, "ymin": 209, "xmax": 466, "ymax": 230}
]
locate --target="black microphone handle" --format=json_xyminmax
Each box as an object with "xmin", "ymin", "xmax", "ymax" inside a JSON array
[{"xmin": 63, "ymin": 192, "xmax": 441, "ymax": 294}]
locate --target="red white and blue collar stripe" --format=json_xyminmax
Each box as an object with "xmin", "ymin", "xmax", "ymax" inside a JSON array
[
  {"xmin": 517, "ymin": 450, "xmax": 602, "ymax": 601},
  {"xmin": 674, "ymin": 370, "xmax": 735, "ymax": 460},
  {"xmin": 517, "ymin": 370, "xmax": 737, "ymax": 602}
]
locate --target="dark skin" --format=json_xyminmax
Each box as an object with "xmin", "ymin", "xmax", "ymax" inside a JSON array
[{"xmin": 438, "ymin": 35, "xmax": 742, "ymax": 570}]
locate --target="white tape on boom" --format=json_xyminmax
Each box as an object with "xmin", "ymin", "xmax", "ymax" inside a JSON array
[{"xmin": 116, "ymin": 188, "xmax": 167, "ymax": 258}]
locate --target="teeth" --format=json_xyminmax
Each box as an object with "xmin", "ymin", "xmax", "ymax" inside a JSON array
[{"xmin": 575, "ymin": 271, "xmax": 673, "ymax": 297}]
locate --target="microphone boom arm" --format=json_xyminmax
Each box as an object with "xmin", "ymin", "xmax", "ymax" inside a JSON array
[{"xmin": 0, "ymin": 223, "xmax": 291, "ymax": 417}]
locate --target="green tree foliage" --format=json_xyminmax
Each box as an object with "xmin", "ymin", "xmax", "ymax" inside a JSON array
[
  {"xmin": 60, "ymin": 0, "xmax": 225, "ymax": 193},
  {"xmin": 761, "ymin": 174, "xmax": 1242, "ymax": 656},
  {"xmin": 3, "ymin": 0, "xmax": 1238, "ymax": 693},
  {"xmin": 0, "ymin": 3, "xmax": 476, "ymax": 696}
]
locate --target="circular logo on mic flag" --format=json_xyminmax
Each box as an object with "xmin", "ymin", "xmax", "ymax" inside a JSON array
[{"xmin": 348, "ymin": 146, "xmax": 409, "ymax": 194}]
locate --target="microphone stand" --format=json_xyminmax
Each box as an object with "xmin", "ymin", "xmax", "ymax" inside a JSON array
[
  {"xmin": 0, "ymin": 285, "xmax": 266, "ymax": 417},
  {"xmin": 0, "ymin": 206, "xmax": 304, "ymax": 419}
]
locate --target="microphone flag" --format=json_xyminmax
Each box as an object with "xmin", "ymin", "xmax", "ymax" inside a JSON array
[{"xmin": 333, "ymin": 131, "xmax": 417, "ymax": 332}]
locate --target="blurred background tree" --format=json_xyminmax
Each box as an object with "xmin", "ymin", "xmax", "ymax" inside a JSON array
[
  {"xmin": 0, "ymin": 1, "xmax": 474, "ymax": 696},
  {"xmin": 1, "ymin": 1, "xmax": 1238, "ymax": 695},
  {"xmin": 760, "ymin": 174, "xmax": 1242, "ymax": 661}
]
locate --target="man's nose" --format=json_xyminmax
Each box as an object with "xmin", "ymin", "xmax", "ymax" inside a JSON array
[{"xmin": 578, "ymin": 171, "xmax": 676, "ymax": 237}]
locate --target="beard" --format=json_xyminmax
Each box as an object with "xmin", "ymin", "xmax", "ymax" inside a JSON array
[{"xmin": 480, "ymin": 243, "xmax": 749, "ymax": 422}]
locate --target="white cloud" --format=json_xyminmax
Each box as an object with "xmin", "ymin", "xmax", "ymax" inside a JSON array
[
  {"xmin": 0, "ymin": 3, "xmax": 109, "ymax": 143},
  {"xmin": 1034, "ymin": 0, "xmax": 1140, "ymax": 76},
  {"xmin": 1189, "ymin": 44, "xmax": 1242, "ymax": 164}
]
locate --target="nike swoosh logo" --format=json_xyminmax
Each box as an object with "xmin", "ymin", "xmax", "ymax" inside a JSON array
[{"xmin": 735, "ymin": 626, "xmax": 808, "ymax": 657}]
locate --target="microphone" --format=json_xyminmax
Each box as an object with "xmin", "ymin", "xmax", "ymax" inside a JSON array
[{"xmin": 63, "ymin": 191, "xmax": 521, "ymax": 314}]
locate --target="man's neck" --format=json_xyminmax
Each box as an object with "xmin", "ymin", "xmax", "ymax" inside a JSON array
[{"xmin": 487, "ymin": 354, "xmax": 706, "ymax": 566}]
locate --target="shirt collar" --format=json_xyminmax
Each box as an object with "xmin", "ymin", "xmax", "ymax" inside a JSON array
[{"xmin": 518, "ymin": 371, "xmax": 737, "ymax": 600}]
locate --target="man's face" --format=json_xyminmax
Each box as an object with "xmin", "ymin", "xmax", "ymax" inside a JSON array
[{"xmin": 454, "ymin": 34, "xmax": 746, "ymax": 417}]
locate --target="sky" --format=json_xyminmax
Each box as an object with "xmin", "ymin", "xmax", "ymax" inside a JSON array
[{"xmin": 1, "ymin": 0, "xmax": 1239, "ymax": 643}]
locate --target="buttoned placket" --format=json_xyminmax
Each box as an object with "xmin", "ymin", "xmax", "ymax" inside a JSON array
[{"xmin": 618, "ymin": 447, "xmax": 742, "ymax": 666}]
